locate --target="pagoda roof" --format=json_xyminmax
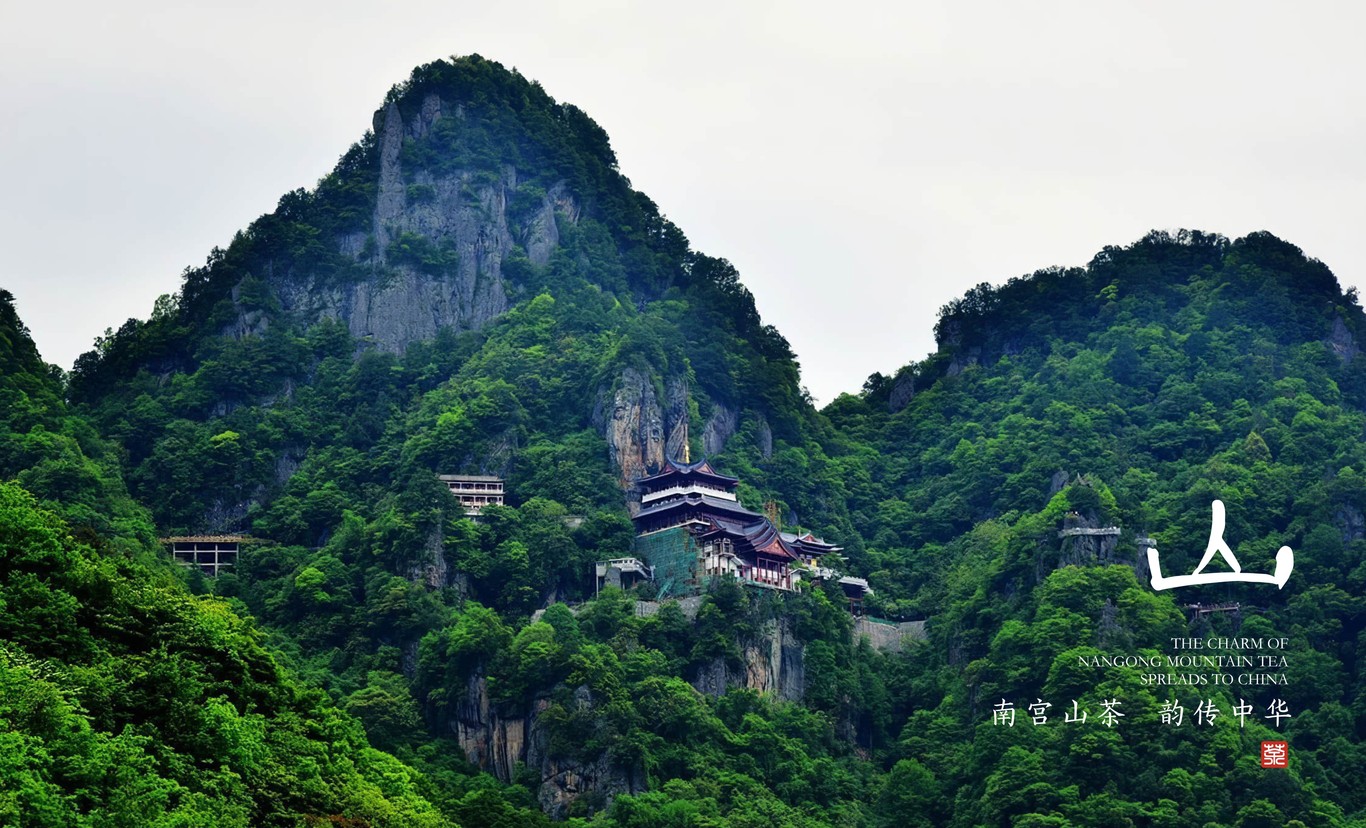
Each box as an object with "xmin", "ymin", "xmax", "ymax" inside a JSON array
[
  {"xmin": 633, "ymin": 492, "xmax": 764, "ymax": 522},
  {"xmin": 838, "ymin": 575, "xmax": 873, "ymax": 596},
  {"xmin": 697, "ymin": 516, "xmax": 798, "ymax": 561},
  {"xmin": 636, "ymin": 456, "xmax": 740, "ymax": 486},
  {"xmin": 780, "ymin": 531, "xmax": 843, "ymax": 555}
]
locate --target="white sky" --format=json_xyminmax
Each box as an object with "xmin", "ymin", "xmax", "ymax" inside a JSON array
[{"xmin": 3, "ymin": 0, "xmax": 1364, "ymax": 405}]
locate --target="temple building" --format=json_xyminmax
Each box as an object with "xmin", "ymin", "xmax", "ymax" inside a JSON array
[
  {"xmin": 439, "ymin": 474, "xmax": 505, "ymax": 516},
  {"xmin": 629, "ymin": 456, "xmax": 860, "ymax": 602},
  {"xmin": 783, "ymin": 531, "xmax": 844, "ymax": 570}
]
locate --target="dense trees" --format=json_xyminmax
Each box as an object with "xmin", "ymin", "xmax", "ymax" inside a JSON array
[
  {"xmin": 827, "ymin": 230, "xmax": 1366, "ymax": 825},
  {"xmin": 0, "ymin": 481, "xmax": 454, "ymax": 826}
]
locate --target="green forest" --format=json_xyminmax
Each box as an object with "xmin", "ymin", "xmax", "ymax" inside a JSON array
[{"xmin": 3, "ymin": 55, "xmax": 1365, "ymax": 826}]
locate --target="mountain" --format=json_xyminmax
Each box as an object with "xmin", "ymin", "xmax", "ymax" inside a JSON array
[
  {"xmin": 4, "ymin": 54, "xmax": 1365, "ymax": 826},
  {"xmin": 40, "ymin": 55, "xmax": 881, "ymax": 825},
  {"xmin": 824, "ymin": 229, "xmax": 1366, "ymax": 824},
  {"xmin": 68, "ymin": 54, "xmax": 855, "ymax": 550}
]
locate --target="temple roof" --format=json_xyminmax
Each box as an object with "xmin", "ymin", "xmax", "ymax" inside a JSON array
[
  {"xmin": 697, "ymin": 516, "xmax": 798, "ymax": 561},
  {"xmin": 781, "ymin": 531, "xmax": 843, "ymax": 555},
  {"xmin": 633, "ymin": 492, "xmax": 763, "ymax": 522},
  {"xmin": 838, "ymin": 575, "xmax": 873, "ymax": 596},
  {"xmin": 637, "ymin": 456, "xmax": 740, "ymax": 487}
]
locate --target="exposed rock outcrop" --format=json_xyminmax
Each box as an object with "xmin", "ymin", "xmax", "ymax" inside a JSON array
[
  {"xmin": 1057, "ymin": 512, "xmax": 1123, "ymax": 566},
  {"xmin": 945, "ymin": 346, "xmax": 981, "ymax": 377},
  {"xmin": 663, "ymin": 378, "xmax": 689, "ymax": 462},
  {"xmin": 236, "ymin": 92, "xmax": 580, "ymax": 359},
  {"xmin": 691, "ymin": 617, "xmax": 805, "ymax": 703},
  {"xmin": 1328, "ymin": 315, "xmax": 1360, "ymax": 363},
  {"xmin": 1048, "ymin": 470, "xmax": 1070, "ymax": 496},
  {"xmin": 408, "ymin": 524, "xmax": 449, "ymax": 590},
  {"xmin": 1335, "ymin": 504, "xmax": 1366, "ymax": 544},
  {"xmin": 701, "ymin": 403, "xmax": 738, "ymax": 456},
  {"xmin": 598, "ymin": 367, "xmax": 669, "ymax": 497},
  {"xmin": 887, "ymin": 371, "xmax": 915, "ymax": 412},
  {"xmin": 756, "ymin": 416, "xmax": 773, "ymax": 460},
  {"xmin": 450, "ymin": 672, "xmax": 640, "ymax": 819}
]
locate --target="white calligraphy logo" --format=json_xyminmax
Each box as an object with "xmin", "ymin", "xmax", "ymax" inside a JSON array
[{"xmin": 1146, "ymin": 500, "xmax": 1293, "ymax": 591}]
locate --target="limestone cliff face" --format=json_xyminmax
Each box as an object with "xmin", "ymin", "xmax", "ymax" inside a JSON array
[
  {"xmin": 887, "ymin": 371, "xmax": 915, "ymax": 413},
  {"xmin": 701, "ymin": 403, "xmax": 738, "ymax": 457},
  {"xmin": 1056, "ymin": 511, "xmax": 1123, "ymax": 566},
  {"xmin": 408, "ymin": 524, "xmax": 448, "ymax": 590},
  {"xmin": 235, "ymin": 93, "xmax": 577, "ymax": 356},
  {"xmin": 1328, "ymin": 314, "xmax": 1360, "ymax": 363},
  {"xmin": 596, "ymin": 368, "xmax": 669, "ymax": 495},
  {"xmin": 594, "ymin": 369, "xmax": 759, "ymax": 500},
  {"xmin": 596, "ymin": 370, "xmax": 698, "ymax": 502},
  {"xmin": 450, "ymin": 671, "xmax": 640, "ymax": 819},
  {"xmin": 691, "ymin": 617, "xmax": 806, "ymax": 703},
  {"xmin": 228, "ymin": 89, "xmax": 769, "ymax": 502},
  {"xmin": 446, "ymin": 610, "xmax": 803, "ymax": 813}
]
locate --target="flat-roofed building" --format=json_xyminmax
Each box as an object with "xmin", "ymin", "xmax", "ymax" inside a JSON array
[{"xmin": 439, "ymin": 475, "xmax": 505, "ymax": 516}]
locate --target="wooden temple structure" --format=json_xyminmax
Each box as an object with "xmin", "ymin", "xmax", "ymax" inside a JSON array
[{"xmin": 629, "ymin": 455, "xmax": 865, "ymax": 604}]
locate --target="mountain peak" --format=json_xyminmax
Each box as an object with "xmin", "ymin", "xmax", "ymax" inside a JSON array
[{"xmin": 70, "ymin": 55, "xmax": 747, "ymax": 404}]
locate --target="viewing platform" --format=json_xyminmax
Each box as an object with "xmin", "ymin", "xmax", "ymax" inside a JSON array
[{"xmin": 162, "ymin": 535, "xmax": 252, "ymax": 577}]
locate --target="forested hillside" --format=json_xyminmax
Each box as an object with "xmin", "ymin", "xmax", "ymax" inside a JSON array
[
  {"xmin": 823, "ymin": 230, "xmax": 1366, "ymax": 825},
  {"xmin": 0, "ymin": 289, "xmax": 452, "ymax": 826},
  {"xmin": 3, "ymin": 55, "xmax": 1365, "ymax": 826}
]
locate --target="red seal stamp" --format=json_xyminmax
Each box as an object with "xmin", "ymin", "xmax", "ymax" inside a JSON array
[{"xmin": 1261, "ymin": 741, "xmax": 1288, "ymax": 768}]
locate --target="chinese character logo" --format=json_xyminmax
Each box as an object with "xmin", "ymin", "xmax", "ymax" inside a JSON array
[
  {"xmin": 1146, "ymin": 500, "xmax": 1293, "ymax": 590},
  {"xmin": 1261, "ymin": 741, "xmax": 1289, "ymax": 768},
  {"xmin": 992, "ymin": 699, "xmax": 1015, "ymax": 727}
]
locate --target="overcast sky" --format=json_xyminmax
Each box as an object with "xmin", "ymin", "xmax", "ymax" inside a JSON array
[{"xmin": 3, "ymin": 0, "xmax": 1365, "ymax": 404}]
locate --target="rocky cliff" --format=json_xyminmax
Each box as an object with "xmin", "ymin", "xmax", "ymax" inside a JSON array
[
  {"xmin": 450, "ymin": 671, "xmax": 640, "ymax": 819},
  {"xmin": 241, "ymin": 94, "xmax": 577, "ymax": 356},
  {"xmin": 594, "ymin": 369, "xmax": 684, "ymax": 495},
  {"xmin": 231, "ymin": 90, "xmax": 760, "ymax": 498},
  {"xmin": 594, "ymin": 369, "xmax": 752, "ymax": 501},
  {"xmin": 448, "ymin": 605, "xmax": 806, "ymax": 815},
  {"xmin": 691, "ymin": 616, "xmax": 806, "ymax": 702}
]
